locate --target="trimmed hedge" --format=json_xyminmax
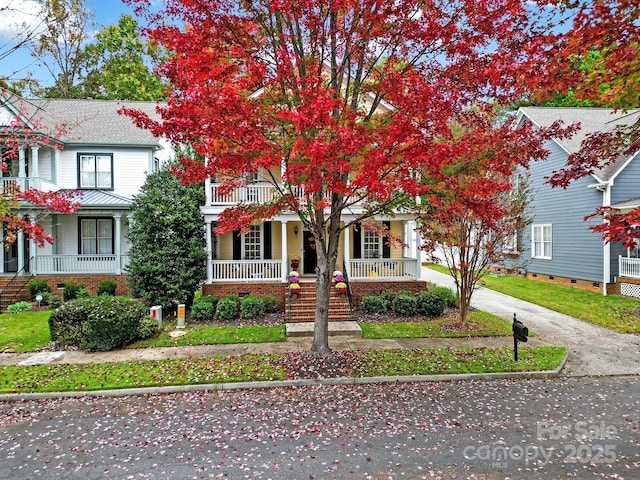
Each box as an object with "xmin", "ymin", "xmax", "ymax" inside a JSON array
[
  {"xmin": 49, "ymin": 296, "xmax": 156, "ymax": 352},
  {"xmin": 216, "ymin": 296, "xmax": 239, "ymax": 320},
  {"xmin": 240, "ymin": 296, "xmax": 265, "ymax": 319},
  {"xmin": 415, "ymin": 292, "xmax": 447, "ymax": 317},
  {"xmin": 391, "ymin": 294, "xmax": 417, "ymax": 316},
  {"xmin": 361, "ymin": 295, "xmax": 389, "ymax": 314},
  {"xmin": 430, "ymin": 286, "xmax": 458, "ymax": 308}
]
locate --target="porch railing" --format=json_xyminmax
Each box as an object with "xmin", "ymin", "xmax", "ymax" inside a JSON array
[
  {"xmin": 35, "ymin": 255, "xmax": 129, "ymax": 274},
  {"xmin": 348, "ymin": 258, "xmax": 417, "ymax": 280},
  {"xmin": 619, "ymin": 256, "xmax": 640, "ymax": 279},
  {"xmin": 209, "ymin": 184, "xmax": 335, "ymax": 206},
  {"xmin": 210, "ymin": 259, "xmax": 282, "ymax": 282}
]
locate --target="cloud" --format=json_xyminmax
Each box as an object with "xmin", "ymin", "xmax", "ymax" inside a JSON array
[{"xmin": 0, "ymin": 0, "xmax": 43, "ymax": 42}]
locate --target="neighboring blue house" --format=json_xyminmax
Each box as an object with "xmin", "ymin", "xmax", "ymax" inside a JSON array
[{"xmin": 497, "ymin": 107, "xmax": 640, "ymax": 298}]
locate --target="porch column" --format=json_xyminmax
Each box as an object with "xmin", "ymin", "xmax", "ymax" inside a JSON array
[
  {"xmin": 281, "ymin": 221, "xmax": 288, "ymax": 281},
  {"xmin": 343, "ymin": 224, "xmax": 351, "ymax": 278},
  {"xmin": 204, "ymin": 175, "xmax": 212, "ymax": 205},
  {"xmin": 414, "ymin": 222, "xmax": 423, "ymax": 280},
  {"xmin": 17, "ymin": 228, "xmax": 24, "ymax": 273},
  {"xmin": 205, "ymin": 219, "xmax": 213, "ymax": 283},
  {"xmin": 114, "ymin": 213, "xmax": 122, "ymax": 274},
  {"xmin": 30, "ymin": 145, "xmax": 39, "ymax": 178},
  {"xmin": 18, "ymin": 147, "xmax": 26, "ymax": 178},
  {"xmin": 29, "ymin": 217, "xmax": 37, "ymax": 275}
]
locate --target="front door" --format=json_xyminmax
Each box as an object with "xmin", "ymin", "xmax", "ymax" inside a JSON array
[{"xmin": 303, "ymin": 230, "xmax": 317, "ymax": 275}]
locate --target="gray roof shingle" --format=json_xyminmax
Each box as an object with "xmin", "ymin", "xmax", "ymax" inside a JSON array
[
  {"xmin": 3, "ymin": 94, "xmax": 164, "ymax": 146},
  {"xmin": 519, "ymin": 107, "xmax": 639, "ymax": 181}
]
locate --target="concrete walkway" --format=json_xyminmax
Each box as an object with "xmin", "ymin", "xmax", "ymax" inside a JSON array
[{"xmin": 1, "ymin": 266, "xmax": 638, "ymax": 378}]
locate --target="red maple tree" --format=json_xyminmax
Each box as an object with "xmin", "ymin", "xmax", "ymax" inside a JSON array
[
  {"xmin": 0, "ymin": 92, "xmax": 80, "ymax": 248},
  {"xmin": 540, "ymin": 0, "xmax": 640, "ymax": 248},
  {"xmin": 124, "ymin": 0, "xmax": 568, "ymax": 354}
]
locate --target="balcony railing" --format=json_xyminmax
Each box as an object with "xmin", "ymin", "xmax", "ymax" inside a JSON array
[
  {"xmin": 619, "ymin": 256, "xmax": 640, "ymax": 279},
  {"xmin": 348, "ymin": 258, "xmax": 417, "ymax": 280},
  {"xmin": 35, "ymin": 255, "xmax": 129, "ymax": 274},
  {"xmin": 209, "ymin": 184, "xmax": 337, "ymax": 206},
  {"xmin": 210, "ymin": 259, "xmax": 283, "ymax": 282}
]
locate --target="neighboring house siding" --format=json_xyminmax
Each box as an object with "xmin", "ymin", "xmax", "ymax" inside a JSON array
[
  {"xmin": 523, "ymin": 142, "xmax": 605, "ymax": 282},
  {"xmin": 611, "ymin": 154, "xmax": 640, "ymax": 204}
]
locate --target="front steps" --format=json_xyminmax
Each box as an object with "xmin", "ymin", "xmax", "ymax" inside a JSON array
[{"xmin": 285, "ymin": 282, "xmax": 354, "ymax": 323}]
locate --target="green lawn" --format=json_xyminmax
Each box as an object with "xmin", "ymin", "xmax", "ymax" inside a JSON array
[
  {"xmin": 0, "ymin": 311, "xmax": 52, "ymax": 353},
  {"xmin": 0, "ymin": 346, "xmax": 566, "ymax": 394},
  {"xmin": 360, "ymin": 311, "xmax": 512, "ymax": 339},
  {"xmin": 428, "ymin": 264, "xmax": 640, "ymax": 333},
  {"xmin": 129, "ymin": 324, "xmax": 287, "ymax": 348}
]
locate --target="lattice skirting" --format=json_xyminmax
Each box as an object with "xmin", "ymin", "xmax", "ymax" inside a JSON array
[{"xmin": 620, "ymin": 283, "xmax": 640, "ymax": 299}]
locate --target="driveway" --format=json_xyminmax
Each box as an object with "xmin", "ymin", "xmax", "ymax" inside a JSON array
[{"xmin": 421, "ymin": 267, "xmax": 640, "ymax": 377}]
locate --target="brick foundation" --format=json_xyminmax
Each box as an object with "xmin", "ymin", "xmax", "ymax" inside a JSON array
[
  {"xmin": 202, "ymin": 279, "xmax": 429, "ymax": 306},
  {"xmin": 34, "ymin": 274, "xmax": 130, "ymax": 296}
]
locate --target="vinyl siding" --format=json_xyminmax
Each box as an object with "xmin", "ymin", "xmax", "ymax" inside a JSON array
[{"xmin": 513, "ymin": 141, "xmax": 605, "ymax": 282}]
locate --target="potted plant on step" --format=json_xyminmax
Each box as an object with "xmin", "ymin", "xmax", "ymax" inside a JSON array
[
  {"xmin": 289, "ymin": 282, "xmax": 301, "ymax": 298},
  {"xmin": 335, "ymin": 281, "xmax": 347, "ymax": 296}
]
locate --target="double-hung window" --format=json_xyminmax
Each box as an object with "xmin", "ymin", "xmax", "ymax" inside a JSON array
[
  {"xmin": 531, "ymin": 224, "xmax": 552, "ymax": 259},
  {"xmin": 243, "ymin": 225, "xmax": 261, "ymax": 259},
  {"xmin": 79, "ymin": 153, "xmax": 113, "ymax": 189},
  {"xmin": 363, "ymin": 230, "xmax": 382, "ymax": 258},
  {"xmin": 80, "ymin": 218, "xmax": 113, "ymax": 254}
]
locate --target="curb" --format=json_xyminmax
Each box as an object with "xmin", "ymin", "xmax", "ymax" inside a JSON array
[{"xmin": 0, "ymin": 352, "xmax": 569, "ymax": 402}]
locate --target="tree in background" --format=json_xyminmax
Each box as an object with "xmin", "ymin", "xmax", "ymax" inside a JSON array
[
  {"xmin": 124, "ymin": 0, "xmax": 573, "ymax": 355},
  {"xmin": 416, "ymin": 110, "xmax": 570, "ymax": 322},
  {"xmin": 537, "ymin": 0, "xmax": 639, "ymax": 248},
  {"xmin": 126, "ymin": 162, "xmax": 206, "ymax": 309},
  {"xmin": 29, "ymin": 0, "xmax": 94, "ymax": 98},
  {"xmin": 79, "ymin": 15, "xmax": 166, "ymax": 101}
]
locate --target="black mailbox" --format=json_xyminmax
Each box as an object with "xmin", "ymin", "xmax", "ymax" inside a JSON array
[{"xmin": 512, "ymin": 314, "xmax": 528, "ymax": 342}]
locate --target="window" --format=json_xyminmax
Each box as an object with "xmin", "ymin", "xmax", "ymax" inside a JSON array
[
  {"xmin": 532, "ymin": 224, "xmax": 552, "ymax": 259},
  {"xmin": 80, "ymin": 218, "xmax": 113, "ymax": 254},
  {"xmin": 243, "ymin": 225, "xmax": 261, "ymax": 259},
  {"xmin": 78, "ymin": 153, "xmax": 113, "ymax": 189},
  {"xmin": 363, "ymin": 230, "xmax": 382, "ymax": 258}
]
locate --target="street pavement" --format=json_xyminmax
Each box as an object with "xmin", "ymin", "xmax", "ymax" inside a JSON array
[{"xmin": 0, "ymin": 376, "xmax": 638, "ymax": 479}]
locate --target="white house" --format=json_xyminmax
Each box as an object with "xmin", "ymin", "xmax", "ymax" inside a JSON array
[{"xmin": 0, "ymin": 90, "xmax": 171, "ymax": 298}]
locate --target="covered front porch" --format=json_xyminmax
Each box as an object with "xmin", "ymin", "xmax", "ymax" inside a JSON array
[{"xmin": 203, "ymin": 216, "xmax": 423, "ymax": 283}]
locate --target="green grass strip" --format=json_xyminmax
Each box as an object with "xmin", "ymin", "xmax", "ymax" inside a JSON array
[
  {"xmin": 360, "ymin": 311, "xmax": 512, "ymax": 339},
  {"xmin": 0, "ymin": 346, "xmax": 565, "ymax": 394},
  {"xmin": 0, "ymin": 311, "xmax": 51, "ymax": 353},
  {"xmin": 129, "ymin": 324, "xmax": 287, "ymax": 348},
  {"xmin": 428, "ymin": 264, "xmax": 640, "ymax": 334}
]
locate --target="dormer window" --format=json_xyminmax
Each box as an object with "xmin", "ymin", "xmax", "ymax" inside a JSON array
[{"xmin": 78, "ymin": 153, "xmax": 113, "ymax": 189}]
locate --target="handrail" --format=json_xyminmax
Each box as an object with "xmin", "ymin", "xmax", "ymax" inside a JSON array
[
  {"xmin": 0, "ymin": 256, "xmax": 34, "ymax": 310},
  {"xmin": 342, "ymin": 259, "xmax": 354, "ymax": 314}
]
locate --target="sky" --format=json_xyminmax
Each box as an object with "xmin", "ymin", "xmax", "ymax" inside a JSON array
[{"xmin": 0, "ymin": 0, "xmax": 139, "ymax": 90}]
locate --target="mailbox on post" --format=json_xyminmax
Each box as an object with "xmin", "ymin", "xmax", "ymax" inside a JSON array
[{"xmin": 512, "ymin": 313, "xmax": 528, "ymax": 361}]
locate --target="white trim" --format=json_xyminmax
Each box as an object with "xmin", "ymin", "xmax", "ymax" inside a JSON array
[{"xmin": 531, "ymin": 224, "xmax": 552, "ymax": 259}]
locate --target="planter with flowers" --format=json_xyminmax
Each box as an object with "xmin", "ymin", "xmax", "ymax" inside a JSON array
[
  {"xmin": 289, "ymin": 282, "xmax": 301, "ymax": 298},
  {"xmin": 290, "ymin": 255, "xmax": 300, "ymax": 270},
  {"xmin": 335, "ymin": 281, "xmax": 348, "ymax": 296}
]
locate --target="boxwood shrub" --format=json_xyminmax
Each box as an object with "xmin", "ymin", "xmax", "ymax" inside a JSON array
[
  {"xmin": 361, "ymin": 295, "xmax": 389, "ymax": 314},
  {"xmin": 216, "ymin": 296, "xmax": 239, "ymax": 321},
  {"xmin": 28, "ymin": 278, "xmax": 52, "ymax": 300},
  {"xmin": 190, "ymin": 301, "xmax": 216, "ymax": 321},
  {"xmin": 262, "ymin": 295, "xmax": 281, "ymax": 313},
  {"xmin": 415, "ymin": 292, "xmax": 447, "ymax": 317},
  {"xmin": 240, "ymin": 296, "xmax": 265, "ymax": 319},
  {"xmin": 391, "ymin": 294, "xmax": 417, "ymax": 316}
]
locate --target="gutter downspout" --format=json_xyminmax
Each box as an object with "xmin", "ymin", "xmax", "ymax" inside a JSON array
[{"xmin": 602, "ymin": 183, "xmax": 612, "ymax": 296}]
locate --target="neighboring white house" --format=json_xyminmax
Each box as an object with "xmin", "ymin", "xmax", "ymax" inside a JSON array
[{"xmin": 0, "ymin": 90, "xmax": 171, "ymax": 294}]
